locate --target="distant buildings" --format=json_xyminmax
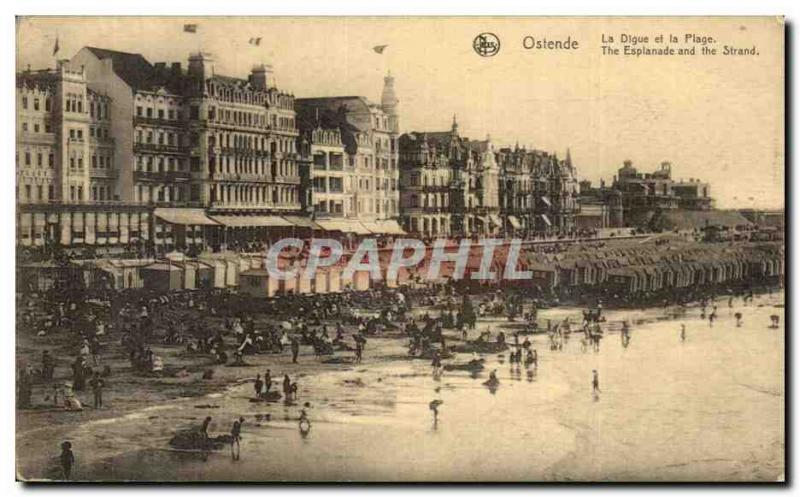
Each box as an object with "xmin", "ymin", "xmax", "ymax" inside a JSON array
[
  {"xmin": 581, "ymin": 160, "xmax": 714, "ymax": 228},
  {"xmin": 397, "ymin": 117, "xmax": 579, "ymax": 238}
]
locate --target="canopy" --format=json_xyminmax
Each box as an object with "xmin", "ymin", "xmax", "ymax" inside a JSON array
[
  {"xmin": 507, "ymin": 215, "xmax": 522, "ymax": 229},
  {"xmin": 540, "ymin": 214, "xmax": 552, "ymax": 226},
  {"xmin": 211, "ymin": 215, "xmax": 293, "ymax": 228},
  {"xmin": 155, "ymin": 208, "xmax": 219, "ymax": 226},
  {"xmin": 282, "ymin": 216, "xmax": 321, "ymax": 229},
  {"xmin": 360, "ymin": 221, "xmax": 383, "ymax": 234},
  {"xmin": 377, "ymin": 220, "xmax": 406, "ymax": 235},
  {"xmin": 314, "ymin": 219, "xmax": 348, "ymax": 232}
]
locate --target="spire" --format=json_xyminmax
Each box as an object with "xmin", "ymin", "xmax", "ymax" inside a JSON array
[
  {"xmin": 451, "ymin": 114, "xmax": 458, "ymax": 133},
  {"xmin": 565, "ymin": 148, "xmax": 572, "ymax": 167},
  {"xmin": 380, "ymin": 70, "xmax": 399, "ymax": 133}
]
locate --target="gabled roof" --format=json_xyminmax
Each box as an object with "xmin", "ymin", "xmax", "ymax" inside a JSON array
[{"xmin": 85, "ymin": 47, "xmax": 156, "ymax": 90}]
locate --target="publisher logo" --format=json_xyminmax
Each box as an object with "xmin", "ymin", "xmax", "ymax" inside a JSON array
[{"xmin": 473, "ymin": 33, "xmax": 500, "ymax": 57}]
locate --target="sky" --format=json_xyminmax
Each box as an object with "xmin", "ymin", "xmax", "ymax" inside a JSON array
[{"xmin": 16, "ymin": 16, "xmax": 784, "ymax": 209}]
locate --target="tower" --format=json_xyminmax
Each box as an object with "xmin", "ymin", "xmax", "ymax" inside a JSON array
[{"xmin": 381, "ymin": 71, "xmax": 399, "ymax": 133}]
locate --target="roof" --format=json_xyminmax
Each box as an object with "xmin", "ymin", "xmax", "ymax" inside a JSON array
[{"xmin": 85, "ymin": 47, "xmax": 157, "ymax": 90}]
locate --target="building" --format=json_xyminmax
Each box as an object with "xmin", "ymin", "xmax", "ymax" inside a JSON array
[
  {"xmin": 612, "ymin": 160, "xmax": 713, "ymax": 226},
  {"xmin": 71, "ymin": 47, "xmax": 304, "ymax": 252},
  {"xmin": 398, "ymin": 115, "xmax": 580, "ymax": 238},
  {"xmin": 295, "ymin": 72, "xmax": 401, "ymax": 233}
]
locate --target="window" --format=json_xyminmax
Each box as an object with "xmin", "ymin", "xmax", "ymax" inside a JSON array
[
  {"xmin": 36, "ymin": 153, "xmax": 42, "ymax": 166},
  {"xmin": 33, "ymin": 124, "xmax": 39, "ymax": 133},
  {"xmin": 48, "ymin": 154, "xmax": 54, "ymax": 167},
  {"xmin": 146, "ymin": 107, "xmax": 153, "ymax": 118},
  {"xmin": 92, "ymin": 155, "xmax": 97, "ymax": 168},
  {"xmin": 25, "ymin": 152, "xmax": 30, "ymax": 165},
  {"xmin": 48, "ymin": 185, "xmax": 54, "ymax": 200},
  {"xmin": 25, "ymin": 185, "xmax": 31, "ymax": 200},
  {"xmin": 136, "ymin": 106, "xmax": 143, "ymax": 117},
  {"xmin": 158, "ymin": 109, "xmax": 164, "ymax": 119},
  {"xmin": 33, "ymin": 98, "xmax": 39, "ymax": 111},
  {"xmin": 45, "ymin": 122, "xmax": 51, "ymax": 133},
  {"xmin": 22, "ymin": 96, "xmax": 27, "ymax": 109},
  {"xmin": 45, "ymin": 98, "xmax": 51, "ymax": 111},
  {"xmin": 22, "ymin": 122, "xmax": 28, "ymax": 132}
]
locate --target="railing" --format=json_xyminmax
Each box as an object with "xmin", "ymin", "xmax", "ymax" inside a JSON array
[
  {"xmin": 133, "ymin": 116, "xmax": 184, "ymax": 127},
  {"xmin": 133, "ymin": 142, "xmax": 188, "ymax": 154},
  {"xmin": 133, "ymin": 170, "xmax": 191, "ymax": 182}
]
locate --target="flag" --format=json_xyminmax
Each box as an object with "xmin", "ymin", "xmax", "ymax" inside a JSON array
[
  {"xmin": 249, "ymin": 37, "xmax": 262, "ymax": 46},
  {"xmin": 52, "ymin": 36, "xmax": 59, "ymax": 56},
  {"xmin": 373, "ymin": 45, "xmax": 388, "ymax": 54},
  {"xmin": 184, "ymin": 24, "xmax": 198, "ymax": 33}
]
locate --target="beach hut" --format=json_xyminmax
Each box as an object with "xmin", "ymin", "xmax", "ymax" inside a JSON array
[{"xmin": 141, "ymin": 262, "xmax": 183, "ymax": 292}]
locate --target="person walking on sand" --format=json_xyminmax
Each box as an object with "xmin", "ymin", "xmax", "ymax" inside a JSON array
[
  {"xmin": 254, "ymin": 374, "xmax": 263, "ymax": 398},
  {"xmin": 290, "ymin": 337, "xmax": 300, "ymax": 364},
  {"xmin": 680, "ymin": 324, "xmax": 686, "ymax": 342},
  {"xmin": 89, "ymin": 371, "xmax": 105, "ymax": 409},
  {"xmin": 60, "ymin": 441, "xmax": 75, "ymax": 480},
  {"xmin": 230, "ymin": 417, "xmax": 244, "ymax": 460},
  {"xmin": 592, "ymin": 370, "xmax": 600, "ymax": 394}
]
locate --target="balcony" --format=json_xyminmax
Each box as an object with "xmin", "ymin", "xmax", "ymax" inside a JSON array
[
  {"xmin": 90, "ymin": 168, "xmax": 118, "ymax": 179},
  {"xmin": 134, "ymin": 142, "xmax": 188, "ymax": 155},
  {"xmin": 133, "ymin": 116, "xmax": 184, "ymax": 128},
  {"xmin": 133, "ymin": 170, "xmax": 191, "ymax": 182}
]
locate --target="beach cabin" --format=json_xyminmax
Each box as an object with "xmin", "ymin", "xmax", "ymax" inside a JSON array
[{"xmin": 141, "ymin": 263, "xmax": 183, "ymax": 292}]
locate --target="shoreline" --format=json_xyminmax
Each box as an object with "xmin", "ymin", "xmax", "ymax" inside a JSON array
[{"xmin": 17, "ymin": 286, "xmax": 784, "ymax": 481}]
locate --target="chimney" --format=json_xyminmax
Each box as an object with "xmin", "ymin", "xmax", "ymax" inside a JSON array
[
  {"xmin": 188, "ymin": 52, "xmax": 212, "ymax": 80},
  {"xmin": 250, "ymin": 64, "xmax": 275, "ymax": 90}
]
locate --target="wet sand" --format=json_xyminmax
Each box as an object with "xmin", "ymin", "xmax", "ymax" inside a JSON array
[{"xmin": 17, "ymin": 292, "xmax": 784, "ymax": 482}]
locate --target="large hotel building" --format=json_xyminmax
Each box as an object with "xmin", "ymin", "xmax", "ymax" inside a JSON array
[{"xmin": 17, "ymin": 44, "xmax": 716, "ymax": 255}]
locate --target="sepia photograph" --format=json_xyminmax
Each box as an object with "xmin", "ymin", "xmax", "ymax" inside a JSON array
[{"xmin": 13, "ymin": 15, "xmax": 785, "ymax": 482}]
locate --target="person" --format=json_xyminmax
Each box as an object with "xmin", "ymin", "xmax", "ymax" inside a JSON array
[
  {"xmin": 88, "ymin": 371, "xmax": 105, "ymax": 409},
  {"xmin": 680, "ymin": 324, "xmax": 686, "ymax": 342},
  {"xmin": 230, "ymin": 417, "xmax": 244, "ymax": 460},
  {"xmin": 290, "ymin": 337, "xmax": 300, "ymax": 364},
  {"xmin": 299, "ymin": 408, "xmax": 311, "ymax": 433},
  {"xmin": 254, "ymin": 374, "xmax": 263, "ymax": 398},
  {"xmin": 354, "ymin": 339, "xmax": 363, "ymax": 364},
  {"xmin": 283, "ymin": 374, "xmax": 292, "ymax": 398},
  {"xmin": 200, "ymin": 416, "xmax": 212, "ymax": 448},
  {"xmin": 592, "ymin": 370, "xmax": 600, "ymax": 394},
  {"xmin": 264, "ymin": 370, "xmax": 272, "ymax": 392},
  {"xmin": 60, "ymin": 441, "xmax": 75, "ymax": 480},
  {"xmin": 42, "ymin": 350, "xmax": 55, "ymax": 381}
]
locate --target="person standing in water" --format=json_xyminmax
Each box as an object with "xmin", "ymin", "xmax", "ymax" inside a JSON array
[
  {"xmin": 290, "ymin": 337, "xmax": 300, "ymax": 364},
  {"xmin": 230, "ymin": 417, "xmax": 244, "ymax": 460}
]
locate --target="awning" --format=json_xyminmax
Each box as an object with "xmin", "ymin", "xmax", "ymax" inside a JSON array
[
  {"xmin": 314, "ymin": 219, "xmax": 347, "ymax": 232},
  {"xmin": 540, "ymin": 214, "xmax": 552, "ymax": 226},
  {"xmin": 360, "ymin": 221, "xmax": 383, "ymax": 234},
  {"xmin": 377, "ymin": 220, "xmax": 406, "ymax": 235},
  {"xmin": 282, "ymin": 216, "xmax": 321, "ymax": 229},
  {"xmin": 155, "ymin": 208, "xmax": 219, "ymax": 226},
  {"xmin": 541, "ymin": 196, "xmax": 552, "ymax": 207},
  {"xmin": 489, "ymin": 214, "xmax": 503, "ymax": 227},
  {"xmin": 508, "ymin": 215, "xmax": 522, "ymax": 229},
  {"xmin": 210, "ymin": 215, "xmax": 293, "ymax": 228},
  {"xmin": 314, "ymin": 219, "xmax": 369, "ymax": 234}
]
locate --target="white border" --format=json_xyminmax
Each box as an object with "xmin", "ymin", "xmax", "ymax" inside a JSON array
[{"xmin": 2, "ymin": 1, "xmax": 796, "ymax": 496}]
